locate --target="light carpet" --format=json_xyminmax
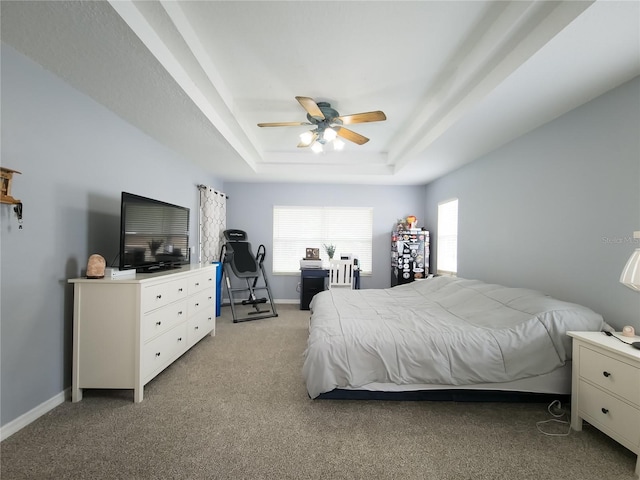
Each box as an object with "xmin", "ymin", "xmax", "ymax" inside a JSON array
[{"xmin": 1, "ymin": 304, "xmax": 636, "ymax": 479}]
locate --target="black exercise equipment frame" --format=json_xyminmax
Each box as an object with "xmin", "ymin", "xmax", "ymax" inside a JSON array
[{"xmin": 219, "ymin": 231, "xmax": 278, "ymax": 323}]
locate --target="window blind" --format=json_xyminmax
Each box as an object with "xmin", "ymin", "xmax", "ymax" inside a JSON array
[
  {"xmin": 273, "ymin": 206, "xmax": 373, "ymax": 274},
  {"xmin": 437, "ymin": 199, "xmax": 458, "ymax": 275}
]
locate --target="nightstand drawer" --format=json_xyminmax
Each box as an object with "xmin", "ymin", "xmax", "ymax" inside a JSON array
[
  {"xmin": 578, "ymin": 380, "xmax": 640, "ymax": 449},
  {"xmin": 579, "ymin": 345, "xmax": 640, "ymax": 405}
]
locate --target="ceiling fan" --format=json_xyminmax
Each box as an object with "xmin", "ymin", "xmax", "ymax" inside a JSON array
[{"xmin": 257, "ymin": 96, "xmax": 386, "ymax": 152}]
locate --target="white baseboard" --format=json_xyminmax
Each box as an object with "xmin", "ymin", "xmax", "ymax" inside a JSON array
[
  {"xmin": 1, "ymin": 388, "xmax": 70, "ymax": 441},
  {"xmin": 274, "ymin": 299, "xmax": 298, "ymax": 305}
]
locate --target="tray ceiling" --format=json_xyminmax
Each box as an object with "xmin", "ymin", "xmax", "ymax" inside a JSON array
[{"xmin": 2, "ymin": 1, "xmax": 639, "ymax": 185}]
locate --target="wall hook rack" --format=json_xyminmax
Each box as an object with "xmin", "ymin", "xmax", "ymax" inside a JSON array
[{"xmin": 13, "ymin": 203, "xmax": 23, "ymax": 229}]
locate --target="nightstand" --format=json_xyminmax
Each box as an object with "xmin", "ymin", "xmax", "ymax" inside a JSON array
[{"xmin": 568, "ymin": 331, "xmax": 640, "ymax": 478}]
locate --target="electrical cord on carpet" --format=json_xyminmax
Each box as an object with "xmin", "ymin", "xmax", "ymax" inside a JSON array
[{"xmin": 536, "ymin": 399, "xmax": 571, "ymax": 436}]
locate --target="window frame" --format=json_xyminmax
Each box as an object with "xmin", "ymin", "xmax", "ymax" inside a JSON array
[
  {"xmin": 436, "ymin": 198, "xmax": 458, "ymax": 276},
  {"xmin": 272, "ymin": 205, "xmax": 373, "ymax": 275}
]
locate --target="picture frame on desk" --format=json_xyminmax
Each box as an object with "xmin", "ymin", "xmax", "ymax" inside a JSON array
[{"xmin": 305, "ymin": 248, "xmax": 320, "ymax": 260}]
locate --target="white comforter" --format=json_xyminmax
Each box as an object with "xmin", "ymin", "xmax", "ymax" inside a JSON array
[{"xmin": 303, "ymin": 276, "xmax": 605, "ymax": 398}]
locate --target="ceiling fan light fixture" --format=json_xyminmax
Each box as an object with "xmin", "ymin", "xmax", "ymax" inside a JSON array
[
  {"xmin": 324, "ymin": 127, "xmax": 337, "ymax": 142},
  {"xmin": 333, "ymin": 138, "xmax": 345, "ymax": 151},
  {"xmin": 258, "ymin": 96, "xmax": 386, "ymax": 149},
  {"xmin": 299, "ymin": 131, "xmax": 314, "ymax": 144}
]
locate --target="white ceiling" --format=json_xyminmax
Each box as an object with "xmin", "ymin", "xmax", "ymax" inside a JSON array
[{"xmin": 2, "ymin": 0, "xmax": 639, "ymax": 185}]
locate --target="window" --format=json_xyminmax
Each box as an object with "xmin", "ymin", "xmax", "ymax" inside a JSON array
[
  {"xmin": 437, "ymin": 198, "xmax": 458, "ymax": 275},
  {"xmin": 273, "ymin": 206, "xmax": 373, "ymax": 274}
]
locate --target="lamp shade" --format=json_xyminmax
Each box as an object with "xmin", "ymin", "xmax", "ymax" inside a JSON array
[{"xmin": 620, "ymin": 247, "xmax": 640, "ymax": 291}]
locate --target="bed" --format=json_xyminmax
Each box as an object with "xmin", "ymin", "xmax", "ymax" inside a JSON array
[{"xmin": 302, "ymin": 276, "xmax": 607, "ymax": 400}]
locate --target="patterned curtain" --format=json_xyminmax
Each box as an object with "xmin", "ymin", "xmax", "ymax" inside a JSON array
[{"xmin": 198, "ymin": 185, "xmax": 227, "ymax": 263}]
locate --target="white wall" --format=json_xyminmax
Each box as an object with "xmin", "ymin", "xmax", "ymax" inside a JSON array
[
  {"xmin": 222, "ymin": 182, "xmax": 426, "ymax": 299},
  {"xmin": 0, "ymin": 45, "xmax": 223, "ymax": 427},
  {"xmin": 424, "ymin": 76, "xmax": 640, "ymax": 331}
]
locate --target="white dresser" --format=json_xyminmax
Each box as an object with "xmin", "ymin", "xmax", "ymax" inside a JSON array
[
  {"xmin": 69, "ymin": 264, "xmax": 218, "ymax": 403},
  {"xmin": 568, "ymin": 331, "xmax": 640, "ymax": 477}
]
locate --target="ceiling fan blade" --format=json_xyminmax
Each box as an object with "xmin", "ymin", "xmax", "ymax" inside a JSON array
[
  {"xmin": 335, "ymin": 127, "xmax": 369, "ymax": 145},
  {"xmin": 337, "ymin": 111, "xmax": 386, "ymax": 125},
  {"xmin": 257, "ymin": 121, "xmax": 312, "ymax": 127},
  {"xmin": 295, "ymin": 96, "xmax": 325, "ymax": 120},
  {"xmin": 297, "ymin": 132, "xmax": 318, "ymax": 148}
]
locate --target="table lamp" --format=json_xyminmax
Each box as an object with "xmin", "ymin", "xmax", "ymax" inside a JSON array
[{"xmin": 620, "ymin": 231, "xmax": 640, "ymax": 291}]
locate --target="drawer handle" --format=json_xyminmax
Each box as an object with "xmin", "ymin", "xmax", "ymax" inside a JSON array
[
  {"xmin": 178, "ymin": 337, "xmax": 182, "ymax": 342},
  {"xmin": 208, "ymin": 296, "xmax": 212, "ymax": 300},
  {"xmin": 195, "ymin": 303, "xmax": 199, "ymax": 307},
  {"xmin": 155, "ymin": 352, "xmax": 161, "ymax": 357},
  {"xmin": 178, "ymin": 311, "xmax": 183, "ymax": 315},
  {"xmin": 156, "ymin": 294, "xmax": 162, "ymax": 299},
  {"xmin": 195, "ymin": 282, "xmax": 200, "ymax": 286},
  {"xmin": 195, "ymin": 326, "xmax": 199, "ymax": 330},
  {"xmin": 602, "ymin": 371, "xmax": 611, "ymax": 378},
  {"xmin": 156, "ymin": 321, "xmax": 162, "ymax": 326},
  {"xmin": 178, "ymin": 288, "xmax": 183, "ymax": 292},
  {"xmin": 601, "ymin": 408, "xmax": 609, "ymax": 415}
]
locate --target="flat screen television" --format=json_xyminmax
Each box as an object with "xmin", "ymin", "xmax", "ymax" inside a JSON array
[{"xmin": 119, "ymin": 192, "xmax": 190, "ymax": 272}]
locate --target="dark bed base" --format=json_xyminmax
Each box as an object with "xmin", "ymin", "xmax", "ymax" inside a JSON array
[{"xmin": 315, "ymin": 389, "xmax": 571, "ymax": 403}]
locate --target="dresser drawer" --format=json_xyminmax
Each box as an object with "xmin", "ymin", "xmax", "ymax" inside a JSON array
[
  {"xmin": 578, "ymin": 380, "xmax": 640, "ymax": 449},
  {"xmin": 141, "ymin": 279, "xmax": 188, "ymax": 313},
  {"xmin": 141, "ymin": 300, "xmax": 187, "ymax": 342},
  {"xmin": 187, "ymin": 310, "xmax": 215, "ymax": 348},
  {"xmin": 141, "ymin": 323, "xmax": 188, "ymax": 380},
  {"xmin": 579, "ymin": 345, "xmax": 640, "ymax": 405},
  {"xmin": 188, "ymin": 289, "xmax": 216, "ymax": 317},
  {"xmin": 188, "ymin": 271, "xmax": 216, "ymax": 296}
]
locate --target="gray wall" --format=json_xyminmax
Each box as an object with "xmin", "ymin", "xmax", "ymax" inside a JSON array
[
  {"xmin": 424, "ymin": 76, "xmax": 640, "ymax": 331},
  {"xmin": 223, "ymin": 182, "xmax": 426, "ymax": 298},
  {"xmin": 3, "ymin": 39, "xmax": 638, "ymax": 433},
  {"xmin": 0, "ymin": 46, "xmax": 223, "ymax": 427}
]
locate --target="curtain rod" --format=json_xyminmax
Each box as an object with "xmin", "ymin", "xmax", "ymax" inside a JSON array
[{"xmin": 197, "ymin": 184, "xmax": 229, "ymax": 199}]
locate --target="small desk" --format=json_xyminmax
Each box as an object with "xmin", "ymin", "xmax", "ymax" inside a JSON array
[{"xmin": 300, "ymin": 268, "xmax": 360, "ymax": 310}]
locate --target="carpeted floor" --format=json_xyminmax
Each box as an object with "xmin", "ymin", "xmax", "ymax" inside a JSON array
[{"xmin": 1, "ymin": 304, "xmax": 637, "ymax": 479}]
